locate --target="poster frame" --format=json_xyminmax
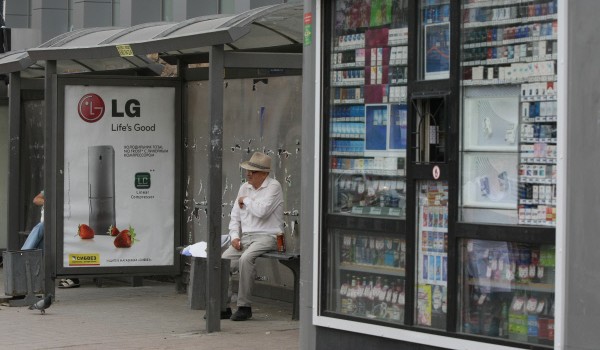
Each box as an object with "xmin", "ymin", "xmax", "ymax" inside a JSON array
[{"xmin": 53, "ymin": 75, "xmax": 182, "ymax": 276}]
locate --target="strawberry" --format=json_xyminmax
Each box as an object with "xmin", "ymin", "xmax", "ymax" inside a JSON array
[
  {"xmin": 114, "ymin": 227, "xmax": 136, "ymax": 248},
  {"xmin": 107, "ymin": 225, "xmax": 120, "ymax": 236},
  {"xmin": 76, "ymin": 224, "xmax": 94, "ymax": 239}
]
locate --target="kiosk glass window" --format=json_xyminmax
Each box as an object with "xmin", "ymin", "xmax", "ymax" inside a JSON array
[
  {"xmin": 328, "ymin": 0, "xmax": 409, "ymax": 218},
  {"xmin": 458, "ymin": 239, "xmax": 556, "ymax": 346},
  {"xmin": 459, "ymin": 0, "xmax": 558, "ymax": 225},
  {"xmin": 415, "ymin": 180, "xmax": 448, "ymax": 330}
]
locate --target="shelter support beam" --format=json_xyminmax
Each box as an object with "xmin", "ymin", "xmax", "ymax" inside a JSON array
[
  {"xmin": 206, "ymin": 44, "xmax": 224, "ymax": 333},
  {"xmin": 43, "ymin": 60, "xmax": 57, "ymax": 297},
  {"xmin": 7, "ymin": 71, "xmax": 21, "ymax": 251}
]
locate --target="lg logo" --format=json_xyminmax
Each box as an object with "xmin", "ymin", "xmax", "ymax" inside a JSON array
[
  {"xmin": 78, "ymin": 93, "xmax": 141, "ymax": 123},
  {"xmin": 78, "ymin": 93, "xmax": 105, "ymax": 123}
]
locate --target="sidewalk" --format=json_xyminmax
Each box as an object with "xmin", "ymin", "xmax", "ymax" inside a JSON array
[{"xmin": 0, "ymin": 267, "xmax": 299, "ymax": 350}]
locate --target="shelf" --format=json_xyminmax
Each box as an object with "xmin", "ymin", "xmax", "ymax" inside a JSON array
[
  {"xmin": 518, "ymin": 219, "xmax": 556, "ymax": 226},
  {"xmin": 521, "ymin": 95, "xmax": 557, "ymax": 102},
  {"xmin": 388, "ymin": 39, "xmax": 408, "ymax": 47},
  {"xmin": 461, "ymin": 54, "xmax": 557, "ymax": 67},
  {"xmin": 331, "ymin": 151, "xmax": 365, "ymax": 156},
  {"xmin": 520, "ymin": 157, "xmax": 556, "ymax": 164},
  {"xmin": 522, "ymin": 116, "xmax": 557, "ymax": 123},
  {"xmin": 331, "ymin": 117, "xmax": 365, "ymax": 122},
  {"xmin": 463, "ymin": 13, "xmax": 557, "ymax": 29},
  {"xmin": 462, "ymin": 0, "xmax": 539, "ymax": 10},
  {"xmin": 331, "ymin": 169, "xmax": 405, "ymax": 176},
  {"xmin": 339, "ymin": 206, "xmax": 405, "ymax": 217},
  {"xmin": 389, "ymin": 59, "xmax": 408, "ymax": 66},
  {"xmin": 332, "ymin": 80, "xmax": 365, "ymax": 87},
  {"xmin": 333, "ymin": 99, "xmax": 365, "ymax": 105},
  {"xmin": 519, "ymin": 176, "xmax": 556, "ymax": 184},
  {"xmin": 331, "ymin": 133, "xmax": 365, "ymax": 139},
  {"xmin": 332, "ymin": 62, "xmax": 366, "ymax": 69},
  {"xmin": 461, "ymin": 74, "xmax": 556, "ymax": 86},
  {"xmin": 340, "ymin": 262, "xmax": 406, "ymax": 276},
  {"xmin": 390, "ymin": 79, "xmax": 408, "ymax": 85},
  {"xmin": 519, "ymin": 198, "xmax": 556, "ymax": 205},
  {"xmin": 333, "ymin": 43, "xmax": 365, "ymax": 52},
  {"xmin": 520, "ymin": 137, "xmax": 556, "ymax": 144},
  {"xmin": 462, "ymin": 34, "xmax": 557, "ymax": 49},
  {"xmin": 468, "ymin": 278, "xmax": 555, "ymax": 293}
]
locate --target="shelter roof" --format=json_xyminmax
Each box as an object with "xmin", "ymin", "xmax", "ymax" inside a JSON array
[{"xmin": 0, "ymin": 3, "xmax": 302, "ymax": 77}]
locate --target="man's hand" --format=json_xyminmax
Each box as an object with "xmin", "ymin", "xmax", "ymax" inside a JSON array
[
  {"xmin": 237, "ymin": 196, "xmax": 247, "ymax": 208},
  {"xmin": 232, "ymin": 238, "xmax": 242, "ymax": 251}
]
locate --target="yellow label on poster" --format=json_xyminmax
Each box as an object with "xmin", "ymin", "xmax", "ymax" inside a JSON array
[{"xmin": 69, "ymin": 253, "xmax": 100, "ymax": 266}]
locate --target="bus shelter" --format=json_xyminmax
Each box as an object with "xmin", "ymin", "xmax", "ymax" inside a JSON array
[{"xmin": 0, "ymin": 3, "xmax": 303, "ymax": 332}]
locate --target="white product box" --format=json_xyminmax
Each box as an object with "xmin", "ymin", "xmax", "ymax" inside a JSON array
[{"xmin": 472, "ymin": 66, "xmax": 484, "ymax": 80}]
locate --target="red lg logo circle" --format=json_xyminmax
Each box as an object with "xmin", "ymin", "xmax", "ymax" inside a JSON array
[{"xmin": 78, "ymin": 93, "xmax": 105, "ymax": 123}]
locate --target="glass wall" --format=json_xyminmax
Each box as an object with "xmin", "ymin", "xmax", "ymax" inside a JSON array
[{"xmin": 319, "ymin": 0, "xmax": 558, "ymax": 349}]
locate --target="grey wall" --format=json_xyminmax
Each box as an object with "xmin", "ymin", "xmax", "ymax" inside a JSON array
[
  {"xmin": 184, "ymin": 75, "xmax": 302, "ymax": 291},
  {"xmin": 564, "ymin": 1, "xmax": 600, "ymax": 349}
]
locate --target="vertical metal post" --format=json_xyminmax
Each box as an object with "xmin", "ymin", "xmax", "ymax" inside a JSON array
[
  {"xmin": 300, "ymin": 0, "xmax": 317, "ymax": 348},
  {"xmin": 43, "ymin": 60, "xmax": 57, "ymax": 297},
  {"xmin": 206, "ymin": 44, "xmax": 224, "ymax": 332},
  {"xmin": 7, "ymin": 71, "xmax": 21, "ymax": 250}
]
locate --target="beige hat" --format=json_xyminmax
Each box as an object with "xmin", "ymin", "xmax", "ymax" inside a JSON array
[{"xmin": 240, "ymin": 152, "xmax": 272, "ymax": 172}]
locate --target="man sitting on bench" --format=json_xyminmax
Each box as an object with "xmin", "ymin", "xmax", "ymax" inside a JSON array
[{"xmin": 222, "ymin": 152, "xmax": 284, "ymax": 321}]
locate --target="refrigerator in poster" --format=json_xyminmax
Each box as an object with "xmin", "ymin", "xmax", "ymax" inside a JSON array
[{"xmin": 63, "ymin": 85, "xmax": 175, "ymax": 268}]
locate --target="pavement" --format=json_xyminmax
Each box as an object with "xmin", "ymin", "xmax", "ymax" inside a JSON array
[{"xmin": 0, "ymin": 267, "xmax": 299, "ymax": 350}]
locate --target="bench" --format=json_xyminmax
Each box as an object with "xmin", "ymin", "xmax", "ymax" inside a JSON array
[
  {"xmin": 183, "ymin": 247, "xmax": 300, "ymax": 320},
  {"xmin": 260, "ymin": 251, "xmax": 300, "ymax": 320}
]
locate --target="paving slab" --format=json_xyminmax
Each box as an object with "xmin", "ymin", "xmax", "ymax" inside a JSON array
[{"xmin": 0, "ymin": 268, "xmax": 299, "ymax": 350}]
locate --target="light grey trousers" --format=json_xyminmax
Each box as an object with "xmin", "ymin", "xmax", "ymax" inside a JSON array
[{"xmin": 222, "ymin": 233, "xmax": 277, "ymax": 307}]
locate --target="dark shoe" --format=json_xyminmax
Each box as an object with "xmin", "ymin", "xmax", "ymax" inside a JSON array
[
  {"xmin": 203, "ymin": 307, "xmax": 232, "ymax": 320},
  {"xmin": 230, "ymin": 306, "xmax": 252, "ymax": 321}
]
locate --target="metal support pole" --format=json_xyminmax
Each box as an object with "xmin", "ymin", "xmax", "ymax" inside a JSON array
[
  {"xmin": 43, "ymin": 60, "xmax": 57, "ymax": 297},
  {"xmin": 206, "ymin": 44, "xmax": 224, "ymax": 332},
  {"xmin": 7, "ymin": 71, "xmax": 21, "ymax": 250}
]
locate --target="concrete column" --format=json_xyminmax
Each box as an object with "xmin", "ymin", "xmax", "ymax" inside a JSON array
[
  {"xmin": 172, "ymin": 0, "xmax": 219, "ymax": 21},
  {"xmin": 31, "ymin": 0, "xmax": 69, "ymax": 43},
  {"xmin": 72, "ymin": 0, "xmax": 112, "ymax": 29},
  {"xmin": 119, "ymin": 0, "xmax": 161, "ymax": 26},
  {"xmin": 4, "ymin": 0, "xmax": 30, "ymax": 28}
]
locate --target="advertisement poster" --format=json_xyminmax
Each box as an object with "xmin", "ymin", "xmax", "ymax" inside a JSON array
[
  {"xmin": 62, "ymin": 85, "xmax": 175, "ymax": 268},
  {"xmin": 463, "ymin": 97, "xmax": 519, "ymax": 151},
  {"xmin": 424, "ymin": 22, "xmax": 450, "ymax": 80},
  {"xmin": 462, "ymin": 152, "xmax": 518, "ymax": 209}
]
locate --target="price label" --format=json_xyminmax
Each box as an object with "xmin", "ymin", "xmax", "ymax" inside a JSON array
[
  {"xmin": 369, "ymin": 207, "xmax": 382, "ymax": 215},
  {"xmin": 388, "ymin": 208, "xmax": 402, "ymax": 216},
  {"xmin": 351, "ymin": 206, "xmax": 364, "ymax": 214}
]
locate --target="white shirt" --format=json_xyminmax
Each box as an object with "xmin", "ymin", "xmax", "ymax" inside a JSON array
[{"xmin": 228, "ymin": 176, "xmax": 284, "ymax": 240}]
